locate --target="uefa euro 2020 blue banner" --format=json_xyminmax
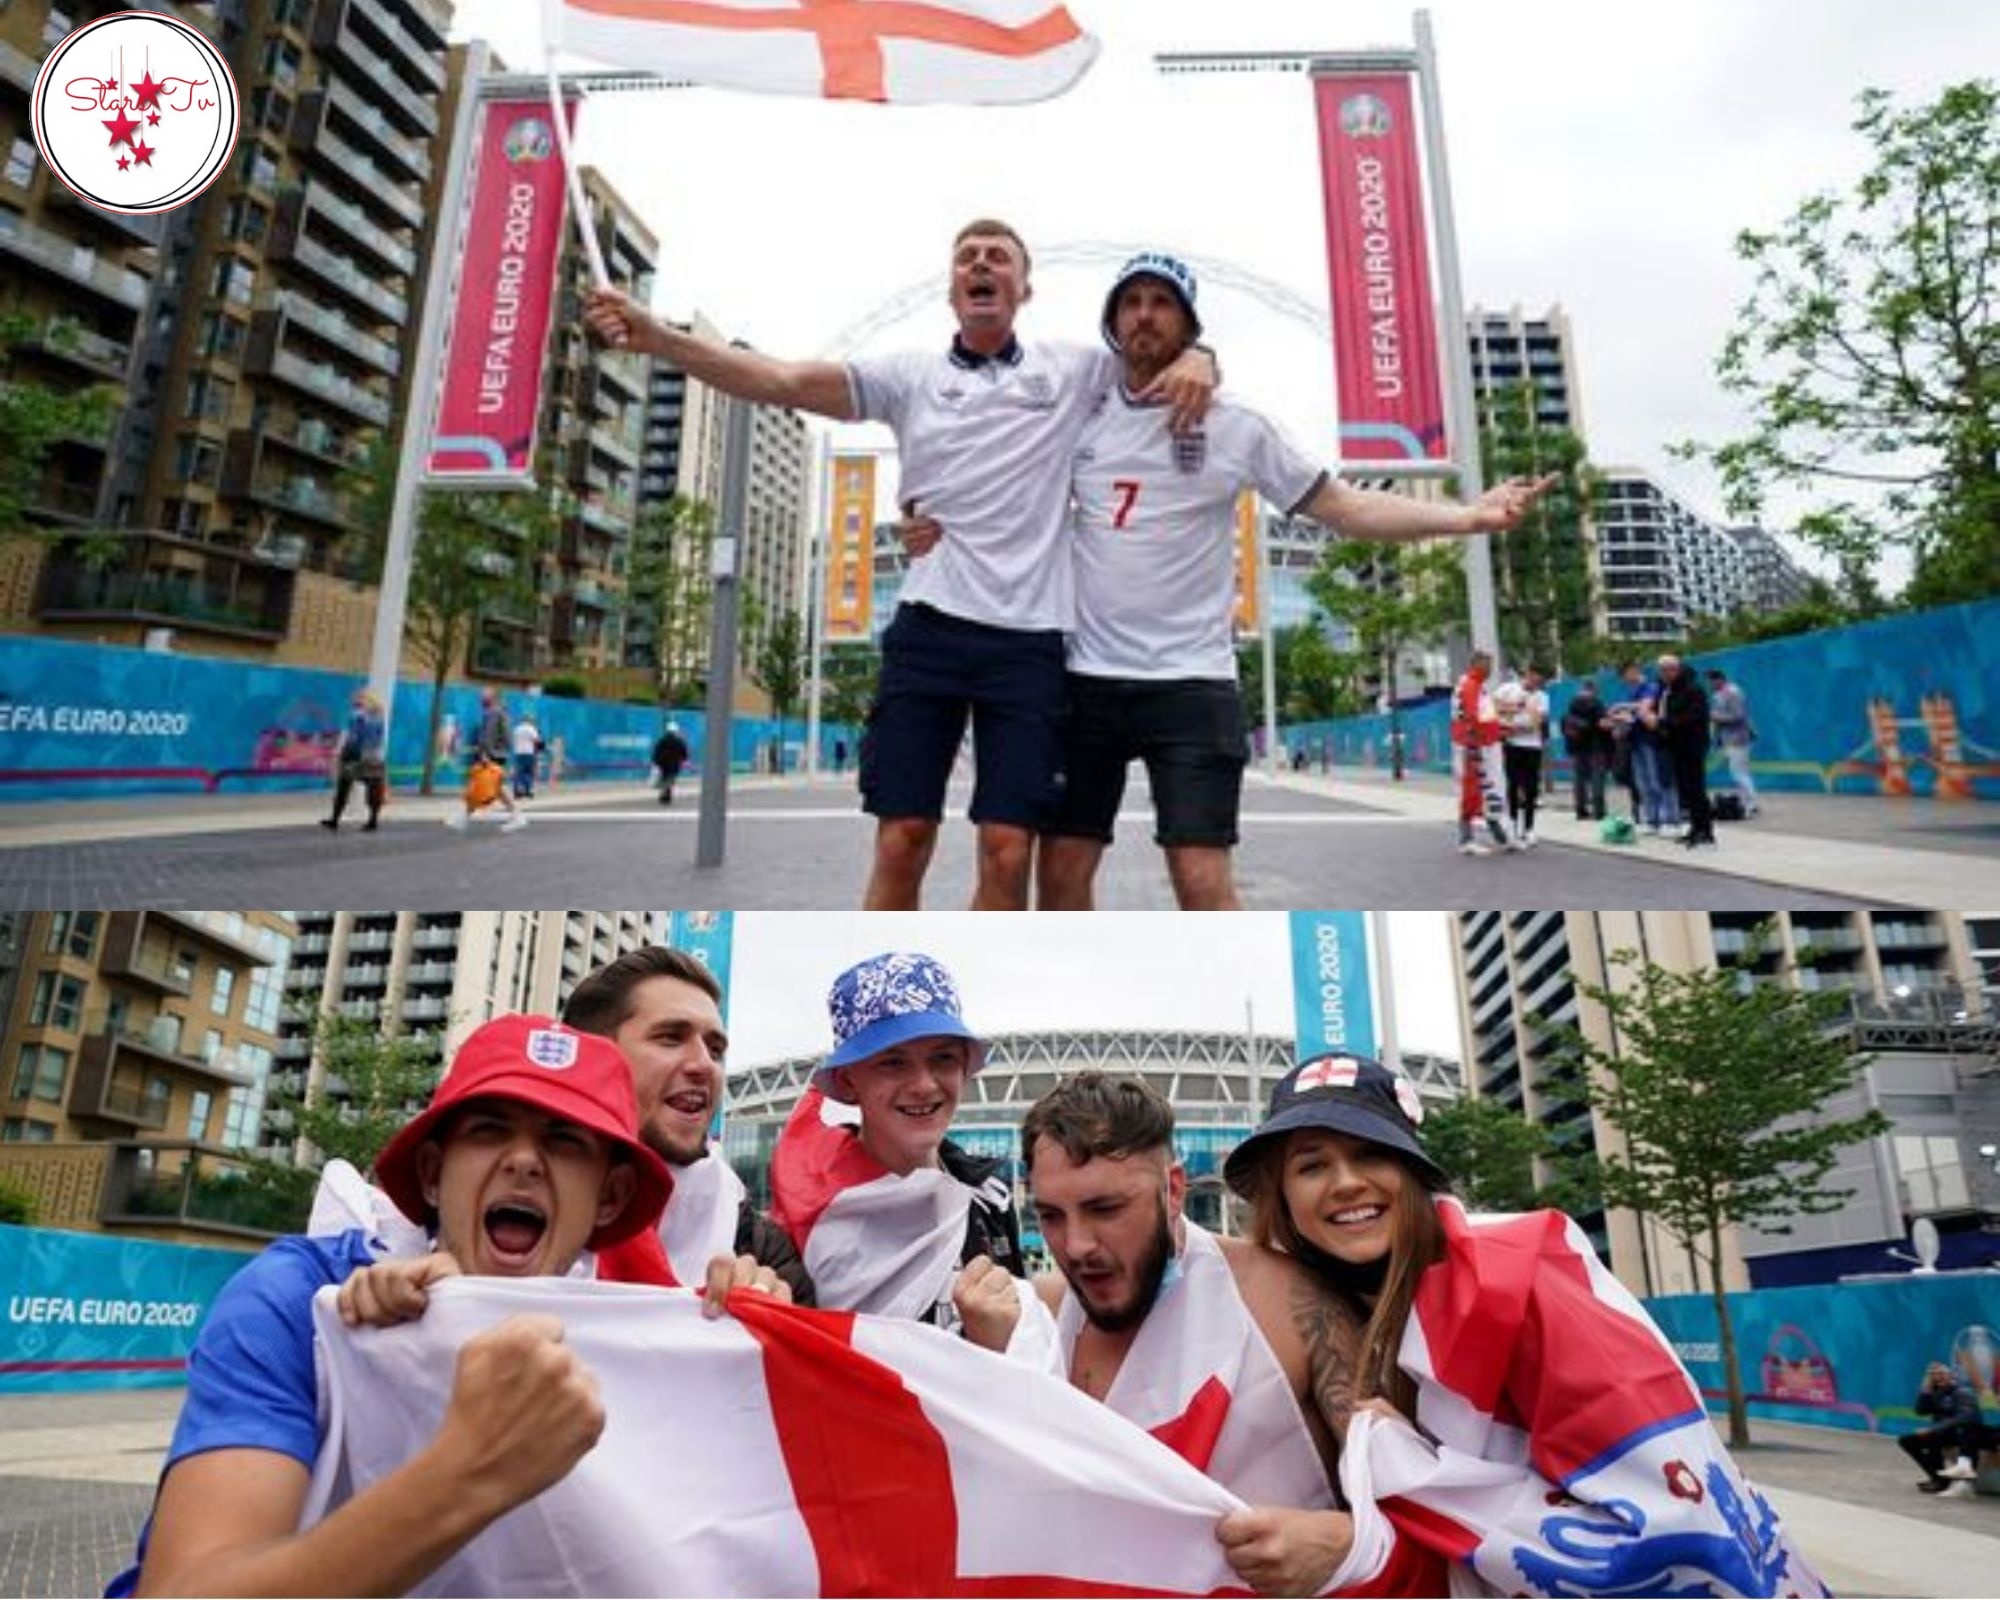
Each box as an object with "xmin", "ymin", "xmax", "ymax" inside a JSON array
[
  {"xmin": 1289, "ymin": 911, "xmax": 1377, "ymax": 1063},
  {"xmin": 1, "ymin": 1225, "xmax": 256, "ymax": 1393},
  {"xmin": 667, "ymin": 912, "xmax": 735, "ymax": 1023},
  {"xmin": 1645, "ymin": 1272, "xmax": 2000, "ymax": 1436}
]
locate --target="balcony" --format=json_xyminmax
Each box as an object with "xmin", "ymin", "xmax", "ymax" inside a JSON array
[
  {"xmin": 272, "ymin": 227, "xmax": 408, "ymax": 326},
  {"xmin": 275, "ymin": 290, "xmax": 401, "ymax": 377},
  {"xmin": 153, "ymin": 910, "xmax": 273, "ymax": 965},
  {"xmin": 19, "ymin": 318, "xmax": 133, "ymax": 382},
  {"xmin": 66, "ymin": 1051, "xmax": 172, "ymax": 1131},
  {"xmin": 291, "ymin": 104, "xmax": 426, "ymax": 231},
  {"xmin": 37, "ymin": 533, "xmax": 296, "ymax": 641},
  {"xmin": 246, "ymin": 318, "xmax": 393, "ymax": 426},
  {"xmin": 99, "ymin": 912, "xmax": 195, "ymax": 996},
  {"xmin": 471, "ymin": 621, "xmax": 541, "ymax": 682},
  {"xmin": 221, "ymin": 444, "xmax": 357, "ymax": 533},
  {"xmin": 42, "ymin": 183, "xmax": 167, "ymax": 248},
  {"xmin": 318, "ymin": 0, "xmax": 447, "ymax": 95},
  {"xmin": 401, "ymin": 996, "xmax": 448, "ymax": 1023},
  {"xmin": 348, "ymin": 929, "xmax": 395, "ymax": 954},
  {"xmin": 280, "ymin": 178, "xmax": 418, "ymax": 277},
  {"xmin": 101, "ymin": 1142, "xmax": 303, "ymax": 1241},
  {"xmin": 304, "ymin": 79, "xmax": 432, "ymax": 183},
  {"xmin": 343, "ymin": 962, "xmax": 391, "ymax": 989},
  {"xmin": 571, "ymin": 579, "xmax": 615, "ymax": 612},
  {"xmin": 411, "ymin": 925, "xmax": 459, "ymax": 951},
  {"xmin": 0, "ymin": 208, "xmax": 150, "ymax": 310},
  {"xmin": 78, "ymin": 1022, "xmax": 249, "ymax": 1089},
  {"xmin": 0, "ymin": 36, "xmax": 38, "ymax": 94}
]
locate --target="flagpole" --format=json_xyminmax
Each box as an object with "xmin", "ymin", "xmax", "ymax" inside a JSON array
[{"xmin": 542, "ymin": 0, "xmax": 610, "ymax": 289}]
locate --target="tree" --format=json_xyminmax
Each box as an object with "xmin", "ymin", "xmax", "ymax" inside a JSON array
[
  {"xmin": 1421, "ymin": 1092, "xmax": 1601, "ymax": 1215},
  {"xmin": 1559, "ymin": 939, "xmax": 1889, "ymax": 1447},
  {"xmin": 345, "ymin": 440, "xmax": 556, "ymax": 793},
  {"xmin": 0, "ymin": 310, "xmax": 118, "ymax": 541},
  {"xmin": 265, "ymin": 1012, "xmax": 444, "ymax": 1174},
  {"xmin": 1681, "ymin": 80, "xmax": 2000, "ymax": 606},
  {"xmin": 1306, "ymin": 538, "xmax": 1466, "ymax": 778},
  {"xmin": 1478, "ymin": 381, "xmax": 1595, "ymax": 672},
  {"xmin": 750, "ymin": 608, "xmax": 807, "ymax": 771},
  {"xmin": 820, "ymin": 640, "xmax": 879, "ymax": 728},
  {"xmin": 628, "ymin": 495, "xmax": 716, "ymax": 697}
]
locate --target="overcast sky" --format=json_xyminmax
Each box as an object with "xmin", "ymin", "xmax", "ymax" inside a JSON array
[
  {"xmin": 721, "ymin": 910, "xmax": 1461, "ymax": 1067},
  {"xmin": 452, "ymin": 0, "xmax": 1993, "ymax": 575}
]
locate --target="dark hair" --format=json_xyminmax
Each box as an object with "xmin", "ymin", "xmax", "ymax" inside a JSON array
[
  {"xmin": 561, "ymin": 945, "xmax": 721, "ymax": 1038},
  {"xmin": 1238, "ymin": 1135, "xmax": 1446, "ymax": 1419},
  {"xmin": 953, "ymin": 218, "xmax": 1031, "ymax": 274},
  {"xmin": 1021, "ymin": 1072, "xmax": 1174, "ymax": 1172}
]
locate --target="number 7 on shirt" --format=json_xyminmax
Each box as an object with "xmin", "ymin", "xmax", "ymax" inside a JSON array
[{"xmin": 1110, "ymin": 479, "xmax": 1142, "ymax": 531}]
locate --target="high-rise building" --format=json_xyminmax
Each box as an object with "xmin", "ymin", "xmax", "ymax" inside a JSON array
[
  {"xmin": 1465, "ymin": 305, "xmax": 1584, "ymax": 436},
  {"xmin": 1450, "ymin": 909, "xmax": 2000, "ymax": 1295},
  {"xmin": 0, "ymin": 909, "xmax": 296, "ymax": 1247},
  {"xmin": 1726, "ymin": 523, "xmax": 1816, "ymax": 614},
  {"xmin": 1593, "ymin": 470, "xmax": 1752, "ymax": 641},
  {"xmin": 270, "ymin": 909, "xmax": 663, "ymax": 1161},
  {"xmin": 6, "ymin": 0, "xmax": 456, "ymax": 670}
]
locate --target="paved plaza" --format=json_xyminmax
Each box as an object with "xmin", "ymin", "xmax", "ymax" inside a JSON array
[
  {"xmin": 2, "ymin": 767, "xmax": 1988, "ymax": 911},
  {"xmin": 3, "ymin": 1385, "xmax": 1996, "ymax": 1598}
]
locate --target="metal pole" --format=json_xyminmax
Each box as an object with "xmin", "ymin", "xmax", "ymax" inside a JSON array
[
  {"xmin": 802, "ymin": 431, "xmax": 828, "ymax": 782},
  {"xmin": 1371, "ymin": 909, "xmax": 1402, "ymax": 1072},
  {"xmin": 1258, "ymin": 510, "xmax": 1280, "ymax": 776},
  {"xmin": 696, "ymin": 395, "xmax": 751, "ymax": 868},
  {"xmin": 366, "ymin": 39, "xmax": 489, "ymax": 729},
  {"xmin": 1413, "ymin": 9, "xmax": 1501, "ymax": 662}
]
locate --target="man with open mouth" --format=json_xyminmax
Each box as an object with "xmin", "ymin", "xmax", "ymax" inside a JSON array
[{"xmin": 109, "ymin": 1014, "xmax": 672, "ymax": 1598}]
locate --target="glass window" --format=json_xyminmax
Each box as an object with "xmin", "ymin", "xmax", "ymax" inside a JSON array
[
  {"xmin": 10, "ymin": 1044, "xmax": 69, "ymax": 1102},
  {"xmin": 211, "ymin": 966, "xmax": 236, "ymax": 1017},
  {"xmin": 2, "ymin": 1118, "xmax": 57, "ymax": 1143},
  {"xmin": 65, "ymin": 912, "xmax": 99, "ymax": 958},
  {"xmin": 4, "ymin": 137, "xmax": 35, "ymax": 190},
  {"xmin": 187, "ymin": 1089, "xmax": 213, "ymax": 1142},
  {"xmin": 28, "ymin": 973, "xmax": 84, "ymax": 1031}
]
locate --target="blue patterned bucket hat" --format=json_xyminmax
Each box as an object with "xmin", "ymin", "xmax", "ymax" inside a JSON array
[{"xmin": 813, "ymin": 951, "xmax": 988, "ymax": 1098}]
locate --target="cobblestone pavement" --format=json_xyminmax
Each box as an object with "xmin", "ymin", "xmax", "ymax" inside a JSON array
[{"xmin": 0, "ymin": 773, "xmax": 1888, "ymax": 911}]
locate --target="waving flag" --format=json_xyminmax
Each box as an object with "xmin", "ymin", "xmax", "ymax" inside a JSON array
[
  {"xmin": 557, "ymin": 0, "xmax": 1099, "ymax": 104},
  {"xmin": 306, "ymin": 1278, "xmax": 1252, "ymax": 1596}
]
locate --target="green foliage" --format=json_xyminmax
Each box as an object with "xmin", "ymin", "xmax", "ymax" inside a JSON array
[
  {"xmin": 0, "ymin": 310, "xmax": 120, "ymax": 539},
  {"xmin": 821, "ymin": 641, "xmax": 879, "ymax": 728},
  {"xmin": 541, "ymin": 675, "xmax": 586, "ymax": 699},
  {"xmin": 0, "ymin": 1173, "xmax": 38, "ymax": 1226},
  {"xmin": 1680, "ymin": 80, "xmax": 2000, "ymax": 605},
  {"xmin": 1559, "ymin": 932, "xmax": 1889, "ymax": 1445},
  {"xmin": 751, "ymin": 608, "xmax": 808, "ymax": 747},
  {"xmin": 1477, "ymin": 381, "xmax": 1596, "ymax": 672},
  {"xmin": 627, "ymin": 496, "xmax": 717, "ymax": 693},
  {"xmin": 259, "ymin": 1011, "xmax": 445, "ymax": 1184},
  {"xmin": 1423, "ymin": 1090, "xmax": 1600, "ymax": 1216},
  {"xmin": 1306, "ymin": 535, "xmax": 1468, "ymax": 713}
]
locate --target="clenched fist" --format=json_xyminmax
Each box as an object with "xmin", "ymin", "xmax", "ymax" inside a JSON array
[{"xmin": 951, "ymin": 1255, "xmax": 1021, "ymax": 1353}]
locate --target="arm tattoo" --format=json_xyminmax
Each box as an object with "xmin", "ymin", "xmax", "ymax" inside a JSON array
[{"xmin": 1289, "ymin": 1274, "xmax": 1362, "ymax": 1438}]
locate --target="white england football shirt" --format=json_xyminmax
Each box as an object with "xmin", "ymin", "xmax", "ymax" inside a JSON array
[
  {"xmin": 849, "ymin": 340, "xmax": 1115, "ymax": 632},
  {"xmin": 1068, "ymin": 391, "xmax": 1325, "ymax": 680}
]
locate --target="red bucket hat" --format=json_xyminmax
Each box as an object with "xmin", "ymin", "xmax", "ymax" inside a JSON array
[{"xmin": 374, "ymin": 1013, "xmax": 672, "ymax": 1250}]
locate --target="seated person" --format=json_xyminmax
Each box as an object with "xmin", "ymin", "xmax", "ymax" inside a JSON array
[{"xmin": 110, "ymin": 1015, "xmax": 672, "ymax": 1597}]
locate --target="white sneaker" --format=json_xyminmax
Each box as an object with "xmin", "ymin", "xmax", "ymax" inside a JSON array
[
  {"xmin": 501, "ymin": 813, "xmax": 528, "ymax": 833},
  {"xmin": 1522, "ymin": 829, "xmax": 1537, "ymax": 848},
  {"xmin": 1459, "ymin": 841, "xmax": 1491, "ymax": 857},
  {"xmin": 444, "ymin": 812, "xmax": 468, "ymax": 831}
]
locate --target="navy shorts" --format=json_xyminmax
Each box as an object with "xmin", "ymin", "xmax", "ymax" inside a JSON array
[
  {"xmin": 1045, "ymin": 674, "xmax": 1247, "ymax": 847},
  {"xmin": 859, "ymin": 603, "xmax": 1068, "ymax": 829}
]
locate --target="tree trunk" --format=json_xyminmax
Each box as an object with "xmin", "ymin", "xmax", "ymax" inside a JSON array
[
  {"xmin": 421, "ymin": 656, "xmax": 449, "ymax": 796},
  {"xmin": 1711, "ymin": 1217, "xmax": 1750, "ymax": 1449}
]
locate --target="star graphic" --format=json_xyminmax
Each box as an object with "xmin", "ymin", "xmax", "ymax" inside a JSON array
[
  {"xmin": 102, "ymin": 108, "xmax": 140, "ymax": 148},
  {"xmin": 104, "ymin": 77, "xmax": 117, "ymax": 91},
  {"xmin": 116, "ymin": 154, "xmax": 130, "ymax": 171},
  {"xmin": 130, "ymin": 138, "xmax": 155, "ymax": 167},
  {"xmin": 147, "ymin": 111, "xmax": 161, "ymax": 125},
  {"xmin": 131, "ymin": 70, "xmax": 166, "ymax": 111}
]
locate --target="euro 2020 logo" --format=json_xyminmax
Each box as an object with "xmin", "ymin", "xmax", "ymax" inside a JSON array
[
  {"xmin": 30, "ymin": 11, "xmax": 240, "ymax": 216},
  {"xmin": 1340, "ymin": 93, "xmax": 1392, "ymax": 139}
]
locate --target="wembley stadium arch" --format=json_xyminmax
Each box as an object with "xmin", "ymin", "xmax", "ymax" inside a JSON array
[{"xmin": 719, "ymin": 1029, "xmax": 1463, "ymax": 1249}]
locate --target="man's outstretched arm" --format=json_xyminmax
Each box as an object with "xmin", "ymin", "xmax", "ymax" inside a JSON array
[
  {"xmin": 1299, "ymin": 472, "xmax": 1559, "ymax": 543},
  {"xmin": 584, "ymin": 286, "xmax": 856, "ymax": 420}
]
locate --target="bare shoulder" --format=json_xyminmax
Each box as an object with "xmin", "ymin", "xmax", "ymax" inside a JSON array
[{"xmin": 1217, "ymin": 1238, "xmax": 1363, "ymax": 1436}]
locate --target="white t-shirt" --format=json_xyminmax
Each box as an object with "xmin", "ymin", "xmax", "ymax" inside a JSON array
[
  {"xmin": 848, "ymin": 339, "xmax": 1116, "ymax": 632},
  {"xmin": 1068, "ymin": 390, "xmax": 1324, "ymax": 680},
  {"xmin": 512, "ymin": 722, "xmax": 539, "ymax": 757},
  {"xmin": 1502, "ymin": 687, "xmax": 1549, "ymax": 749}
]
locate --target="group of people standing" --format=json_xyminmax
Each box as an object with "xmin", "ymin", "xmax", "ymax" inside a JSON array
[{"xmin": 115, "ymin": 942, "xmax": 1825, "ymax": 1598}]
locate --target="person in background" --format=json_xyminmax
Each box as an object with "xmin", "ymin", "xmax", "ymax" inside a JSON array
[
  {"xmin": 1560, "ymin": 677, "xmax": 1614, "ymax": 822},
  {"xmin": 512, "ymin": 713, "xmax": 543, "ymax": 800},
  {"xmin": 652, "ymin": 721, "xmax": 691, "ymax": 807},
  {"xmin": 321, "ymin": 689, "xmax": 386, "ymax": 833},
  {"xmin": 1899, "ymin": 1360, "xmax": 1987, "ymax": 1493},
  {"xmin": 1706, "ymin": 668, "xmax": 1760, "ymax": 819},
  {"xmin": 1498, "ymin": 665, "xmax": 1550, "ymax": 848}
]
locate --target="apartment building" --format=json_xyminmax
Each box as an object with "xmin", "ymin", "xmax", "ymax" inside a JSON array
[
  {"xmin": 0, "ymin": 909, "xmax": 295, "ymax": 1247},
  {"xmin": 1451, "ymin": 909, "xmax": 2000, "ymax": 1295},
  {"xmin": 1592, "ymin": 470, "xmax": 1755, "ymax": 641}
]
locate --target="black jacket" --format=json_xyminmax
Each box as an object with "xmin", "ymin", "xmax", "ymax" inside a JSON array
[
  {"xmin": 1916, "ymin": 1376, "xmax": 1982, "ymax": 1431},
  {"xmin": 1561, "ymin": 691, "xmax": 1614, "ymax": 758},
  {"xmin": 940, "ymin": 1138, "xmax": 1027, "ymax": 1280},
  {"xmin": 735, "ymin": 1201, "xmax": 815, "ymax": 1307},
  {"xmin": 653, "ymin": 730, "xmax": 690, "ymax": 774},
  {"xmin": 1659, "ymin": 674, "xmax": 1711, "ymax": 755}
]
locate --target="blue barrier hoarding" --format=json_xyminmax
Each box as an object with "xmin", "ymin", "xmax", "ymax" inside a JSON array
[
  {"xmin": 1645, "ymin": 1272, "xmax": 2000, "ymax": 1434},
  {"xmin": 0, "ymin": 1225, "xmax": 257, "ymax": 1393}
]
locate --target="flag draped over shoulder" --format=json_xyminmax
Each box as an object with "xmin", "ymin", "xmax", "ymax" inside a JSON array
[
  {"xmin": 556, "ymin": 0, "xmax": 1099, "ymax": 104},
  {"xmin": 305, "ymin": 1277, "xmax": 1253, "ymax": 1597},
  {"xmin": 1327, "ymin": 1203, "xmax": 1828, "ymax": 1598}
]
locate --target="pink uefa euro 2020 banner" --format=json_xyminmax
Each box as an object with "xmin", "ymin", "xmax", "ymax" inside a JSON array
[
  {"xmin": 427, "ymin": 97, "xmax": 577, "ymax": 485},
  {"xmin": 1313, "ymin": 72, "xmax": 1448, "ymax": 464}
]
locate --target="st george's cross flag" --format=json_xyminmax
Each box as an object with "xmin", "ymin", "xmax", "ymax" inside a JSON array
[
  {"xmin": 556, "ymin": 0, "xmax": 1100, "ymax": 104},
  {"xmin": 304, "ymin": 1277, "xmax": 1258, "ymax": 1597}
]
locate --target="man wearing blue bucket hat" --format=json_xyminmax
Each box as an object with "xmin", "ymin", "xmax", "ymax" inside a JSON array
[
  {"xmin": 906, "ymin": 252, "xmax": 1558, "ymax": 911},
  {"xmin": 770, "ymin": 952, "xmax": 1054, "ymax": 1364}
]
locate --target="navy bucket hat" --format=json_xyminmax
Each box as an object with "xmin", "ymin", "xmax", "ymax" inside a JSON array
[
  {"xmin": 813, "ymin": 952, "xmax": 988, "ymax": 1101},
  {"xmin": 1223, "ymin": 1053, "xmax": 1448, "ymax": 1196},
  {"xmin": 1101, "ymin": 250, "xmax": 1203, "ymax": 352}
]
